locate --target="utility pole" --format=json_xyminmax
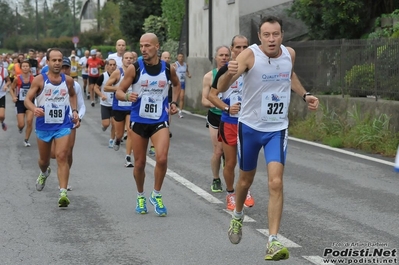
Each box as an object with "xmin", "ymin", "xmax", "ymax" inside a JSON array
[
  {"xmin": 44, "ymin": 0, "xmax": 48, "ymax": 37},
  {"xmin": 35, "ymin": 0, "xmax": 39, "ymax": 40},
  {"xmin": 97, "ymin": 0, "xmax": 100, "ymax": 32},
  {"xmin": 73, "ymin": 0, "xmax": 76, "ymax": 36}
]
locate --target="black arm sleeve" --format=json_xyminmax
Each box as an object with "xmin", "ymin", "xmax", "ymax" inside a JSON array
[
  {"xmin": 132, "ymin": 62, "xmax": 141, "ymax": 84},
  {"xmin": 211, "ymin": 64, "xmax": 228, "ymax": 89},
  {"xmin": 96, "ymin": 74, "xmax": 104, "ymax": 86}
]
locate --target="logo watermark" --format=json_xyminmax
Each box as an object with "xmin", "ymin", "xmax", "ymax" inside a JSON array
[{"xmin": 322, "ymin": 242, "xmax": 397, "ymax": 264}]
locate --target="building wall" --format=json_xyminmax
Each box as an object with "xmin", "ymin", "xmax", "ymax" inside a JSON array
[
  {"xmin": 239, "ymin": 0, "xmax": 292, "ymax": 16},
  {"xmin": 188, "ymin": 1, "xmax": 209, "ymax": 58},
  {"xmin": 80, "ymin": 0, "xmax": 107, "ymax": 32},
  {"xmin": 212, "ymin": 0, "xmax": 239, "ymax": 50},
  {"xmin": 186, "ymin": 0, "xmax": 240, "ymax": 109},
  {"xmin": 80, "ymin": 19, "xmax": 97, "ymax": 32}
]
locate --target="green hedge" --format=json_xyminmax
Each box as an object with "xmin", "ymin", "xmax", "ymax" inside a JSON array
[{"xmin": 345, "ymin": 63, "xmax": 375, "ymax": 97}]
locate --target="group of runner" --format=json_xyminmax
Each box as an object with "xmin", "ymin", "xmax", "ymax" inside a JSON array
[{"xmin": 0, "ymin": 15, "xmax": 320, "ymax": 261}]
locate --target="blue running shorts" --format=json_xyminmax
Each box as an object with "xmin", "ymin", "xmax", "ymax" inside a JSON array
[
  {"xmin": 36, "ymin": 128, "xmax": 71, "ymax": 143},
  {"xmin": 238, "ymin": 122, "xmax": 288, "ymax": 171}
]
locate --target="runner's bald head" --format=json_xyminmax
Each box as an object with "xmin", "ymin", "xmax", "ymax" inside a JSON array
[{"xmin": 141, "ymin": 33, "xmax": 159, "ymax": 45}]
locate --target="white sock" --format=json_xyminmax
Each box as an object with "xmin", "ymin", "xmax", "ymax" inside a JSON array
[
  {"xmin": 269, "ymin": 235, "xmax": 278, "ymax": 242},
  {"xmin": 233, "ymin": 210, "xmax": 243, "ymax": 219}
]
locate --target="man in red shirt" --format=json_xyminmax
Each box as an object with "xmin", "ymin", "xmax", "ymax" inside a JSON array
[{"xmin": 86, "ymin": 49, "xmax": 104, "ymax": 107}]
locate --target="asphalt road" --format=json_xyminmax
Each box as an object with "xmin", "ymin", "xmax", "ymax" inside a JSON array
[{"xmin": 1, "ymin": 90, "xmax": 398, "ymax": 265}]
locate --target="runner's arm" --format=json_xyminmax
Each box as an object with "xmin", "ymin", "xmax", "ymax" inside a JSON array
[
  {"xmin": 217, "ymin": 48, "xmax": 250, "ymax": 92},
  {"xmin": 94, "ymin": 74, "xmax": 104, "ymax": 96},
  {"xmin": 201, "ymin": 72, "xmax": 214, "ymax": 108},
  {"xmin": 24, "ymin": 75, "xmax": 43, "ymax": 116},
  {"xmin": 208, "ymin": 65, "xmax": 228, "ymax": 110},
  {"xmin": 287, "ymin": 47, "xmax": 318, "ymax": 110},
  {"xmin": 169, "ymin": 65, "xmax": 181, "ymax": 115},
  {"xmin": 104, "ymin": 70, "xmax": 120, "ymax": 92},
  {"xmin": 74, "ymin": 82, "xmax": 86, "ymax": 120},
  {"xmin": 9, "ymin": 77, "xmax": 17, "ymax": 100},
  {"xmin": 116, "ymin": 64, "xmax": 136, "ymax": 101}
]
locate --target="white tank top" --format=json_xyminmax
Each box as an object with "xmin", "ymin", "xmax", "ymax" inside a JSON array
[
  {"xmin": 240, "ymin": 44, "xmax": 292, "ymax": 132},
  {"xmin": 175, "ymin": 61, "xmax": 187, "ymax": 83},
  {"xmin": 35, "ymin": 73, "xmax": 72, "ymax": 130},
  {"xmin": 100, "ymin": 72, "xmax": 113, "ymax": 107}
]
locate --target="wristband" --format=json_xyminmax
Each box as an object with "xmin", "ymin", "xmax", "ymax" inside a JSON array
[
  {"xmin": 72, "ymin": 109, "xmax": 79, "ymax": 114},
  {"xmin": 303, "ymin": 92, "xmax": 312, "ymax": 102},
  {"xmin": 125, "ymin": 92, "xmax": 130, "ymax": 101},
  {"xmin": 170, "ymin": 101, "xmax": 179, "ymax": 107}
]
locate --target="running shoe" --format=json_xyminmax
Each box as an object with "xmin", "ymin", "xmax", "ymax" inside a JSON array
[
  {"xmin": 24, "ymin": 140, "xmax": 31, "ymax": 147},
  {"xmin": 91, "ymin": 101, "xmax": 95, "ymax": 107},
  {"xmin": 265, "ymin": 239, "xmax": 290, "ymax": 261},
  {"xmin": 125, "ymin": 156, "xmax": 134, "ymax": 168},
  {"xmin": 149, "ymin": 192, "xmax": 167, "ymax": 216},
  {"xmin": 148, "ymin": 146, "xmax": 155, "ymax": 156},
  {"xmin": 58, "ymin": 189, "xmax": 70, "ymax": 207},
  {"xmin": 244, "ymin": 190, "xmax": 255, "ymax": 208},
  {"xmin": 87, "ymin": 93, "xmax": 90, "ymax": 100},
  {"xmin": 1, "ymin": 122, "xmax": 7, "ymax": 131},
  {"xmin": 178, "ymin": 110, "xmax": 184, "ymax": 118},
  {"xmin": 108, "ymin": 139, "xmax": 114, "ymax": 148},
  {"xmin": 226, "ymin": 193, "xmax": 236, "ymax": 211},
  {"xmin": 135, "ymin": 196, "xmax": 148, "ymax": 214},
  {"xmin": 113, "ymin": 140, "xmax": 120, "ymax": 151},
  {"xmin": 228, "ymin": 218, "xmax": 243, "ymax": 244},
  {"xmin": 102, "ymin": 126, "xmax": 107, "ymax": 132},
  {"xmin": 19, "ymin": 129, "xmax": 23, "ymax": 134},
  {"xmin": 211, "ymin": 178, "xmax": 223, "ymax": 192},
  {"xmin": 36, "ymin": 167, "xmax": 51, "ymax": 191}
]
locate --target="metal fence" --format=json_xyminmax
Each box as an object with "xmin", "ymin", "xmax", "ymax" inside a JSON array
[{"xmin": 285, "ymin": 38, "xmax": 399, "ymax": 100}]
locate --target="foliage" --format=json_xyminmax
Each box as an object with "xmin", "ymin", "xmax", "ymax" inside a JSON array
[
  {"xmin": 0, "ymin": 0, "xmax": 16, "ymax": 41},
  {"xmin": 46, "ymin": 0, "xmax": 77, "ymax": 38},
  {"xmin": 78, "ymin": 30, "xmax": 107, "ymax": 50},
  {"xmin": 119, "ymin": 0, "xmax": 162, "ymax": 44},
  {"xmin": 98, "ymin": 1, "xmax": 123, "ymax": 44},
  {"xmin": 4, "ymin": 35, "xmax": 75, "ymax": 52},
  {"xmin": 344, "ymin": 63, "xmax": 375, "ymax": 97},
  {"xmin": 161, "ymin": 39, "xmax": 179, "ymax": 60},
  {"xmin": 287, "ymin": 0, "xmax": 370, "ymax": 39},
  {"xmin": 289, "ymin": 103, "xmax": 399, "ymax": 156},
  {"xmin": 143, "ymin": 15, "xmax": 168, "ymax": 44},
  {"xmin": 161, "ymin": 0, "xmax": 185, "ymax": 41}
]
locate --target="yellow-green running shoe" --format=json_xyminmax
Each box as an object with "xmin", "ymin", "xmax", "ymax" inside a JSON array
[
  {"xmin": 228, "ymin": 218, "xmax": 243, "ymax": 244},
  {"xmin": 58, "ymin": 190, "xmax": 70, "ymax": 207},
  {"xmin": 36, "ymin": 167, "xmax": 51, "ymax": 191},
  {"xmin": 265, "ymin": 239, "xmax": 289, "ymax": 261}
]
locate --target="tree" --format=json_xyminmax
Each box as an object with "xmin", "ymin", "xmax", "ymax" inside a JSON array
[
  {"xmin": 288, "ymin": 0, "xmax": 370, "ymax": 39},
  {"xmin": 161, "ymin": 0, "xmax": 185, "ymax": 41},
  {"xmin": 0, "ymin": 0, "xmax": 15, "ymax": 45},
  {"xmin": 119, "ymin": 0, "xmax": 162, "ymax": 44},
  {"xmin": 47, "ymin": 0, "xmax": 75, "ymax": 38},
  {"xmin": 98, "ymin": 1, "xmax": 123, "ymax": 44},
  {"xmin": 143, "ymin": 15, "xmax": 167, "ymax": 44}
]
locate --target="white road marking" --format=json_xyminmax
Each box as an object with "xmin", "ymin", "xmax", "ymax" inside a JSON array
[
  {"xmin": 146, "ymin": 157, "xmax": 223, "ymax": 204},
  {"xmin": 256, "ymin": 229, "xmax": 301, "ymax": 248},
  {"xmin": 303, "ymin": 256, "xmax": 336, "ymax": 264},
  {"xmin": 222, "ymin": 209, "xmax": 256, "ymax": 222}
]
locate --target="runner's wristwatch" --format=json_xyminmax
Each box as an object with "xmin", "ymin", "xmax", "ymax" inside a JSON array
[{"xmin": 303, "ymin": 92, "xmax": 312, "ymax": 102}]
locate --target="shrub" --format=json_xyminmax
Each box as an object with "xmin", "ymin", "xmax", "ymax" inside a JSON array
[{"xmin": 344, "ymin": 63, "xmax": 375, "ymax": 97}]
